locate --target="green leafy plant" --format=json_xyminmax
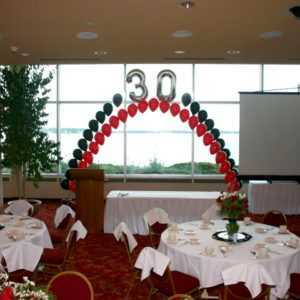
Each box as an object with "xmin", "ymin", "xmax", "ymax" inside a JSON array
[{"xmin": 0, "ymin": 65, "xmax": 60, "ymax": 197}]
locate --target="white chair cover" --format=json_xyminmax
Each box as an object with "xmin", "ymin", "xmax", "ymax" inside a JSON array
[
  {"xmin": 4, "ymin": 200, "xmax": 33, "ymax": 216},
  {"xmin": 135, "ymin": 247, "xmax": 170, "ymax": 281},
  {"xmin": 144, "ymin": 208, "xmax": 169, "ymax": 227},
  {"xmin": 2, "ymin": 241, "xmax": 43, "ymax": 272},
  {"xmin": 222, "ymin": 263, "xmax": 275, "ymax": 298},
  {"xmin": 113, "ymin": 222, "xmax": 137, "ymax": 253},
  {"xmin": 54, "ymin": 204, "xmax": 76, "ymax": 228},
  {"xmin": 66, "ymin": 220, "xmax": 87, "ymax": 242}
]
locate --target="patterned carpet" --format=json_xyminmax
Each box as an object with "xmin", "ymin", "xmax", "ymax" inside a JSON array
[{"xmin": 13, "ymin": 200, "xmax": 300, "ymax": 300}]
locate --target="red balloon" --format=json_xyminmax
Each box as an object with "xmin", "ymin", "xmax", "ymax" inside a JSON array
[
  {"xmin": 69, "ymin": 180, "xmax": 77, "ymax": 192},
  {"xmin": 203, "ymin": 132, "xmax": 214, "ymax": 145},
  {"xmin": 89, "ymin": 141, "xmax": 99, "ymax": 154},
  {"xmin": 128, "ymin": 103, "xmax": 138, "ymax": 117},
  {"xmin": 179, "ymin": 109, "xmax": 190, "ymax": 122},
  {"xmin": 227, "ymin": 179, "xmax": 241, "ymax": 192},
  {"xmin": 0, "ymin": 287, "xmax": 14, "ymax": 300},
  {"xmin": 149, "ymin": 98, "xmax": 159, "ymax": 111},
  {"xmin": 188, "ymin": 115, "xmax": 198, "ymax": 129},
  {"xmin": 83, "ymin": 151, "xmax": 93, "ymax": 164},
  {"xmin": 219, "ymin": 160, "xmax": 231, "ymax": 173},
  {"xmin": 224, "ymin": 170, "xmax": 236, "ymax": 183},
  {"xmin": 79, "ymin": 160, "xmax": 88, "ymax": 169},
  {"xmin": 109, "ymin": 116, "xmax": 119, "ymax": 129},
  {"xmin": 95, "ymin": 132, "xmax": 105, "ymax": 145},
  {"xmin": 215, "ymin": 150, "xmax": 227, "ymax": 164},
  {"xmin": 170, "ymin": 103, "xmax": 180, "ymax": 117},
  {"xmin": 159, "ymin": 101, "xmax": 170, "ymax": 113},
  {"xmin": 101, "ymin": 123, "xmax": 112, "ymax": 137},
  {"xmin": 118, "ymin": 109, "xmax": 128, "ymax": 123},
  {"xmin": 209, "ymin": 141, "xmax": 221, "ymax": 155},
  {"xmin": 196, "ymin": 123, "xmax": 207, "ymax": 137},
  {"xmin": 138, "ymin": 100, "xmax": 148, "ymax": 113}
]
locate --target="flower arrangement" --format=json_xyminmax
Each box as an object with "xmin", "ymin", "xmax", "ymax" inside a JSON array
[
  {"xmin": 217, "ymin": 191, "xmax": 248, "ymax": 220},
  {"xmin": 0, "ymin": 273, "xmax": 53, "ymax": 300}
]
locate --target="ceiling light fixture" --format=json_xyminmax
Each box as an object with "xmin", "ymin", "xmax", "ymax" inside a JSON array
[
  {"xmin": 77, "ymin": 32, "xmax": 98, "ymax": 40},
  {"xmin": 21, "ymin": 52, "xmax": 30, "ymax": 57},
  {"xmin": 174, "ymin": 50, "xmax": 185, "ymax": 54},
  {"xmin": 172, "ymin": 30, "xmax": 193, "ymax": 38},
  {"xmin": 260, "ymin": 31, "xmax": 283, "ymax": 39},
  {"xmin": 180, "ymin": 0, "xmax": 195, "ymax": 9},
  {"xmin": 94, "ymin": 50, "xmax": 108, "ymax": 56},
  {"xmin": 226, "ymin": 49, "xmax": 240, "ymax": 55},
  {"xmin": 10, "ymin": 46, "xmax": 19, "ymax": 52}
]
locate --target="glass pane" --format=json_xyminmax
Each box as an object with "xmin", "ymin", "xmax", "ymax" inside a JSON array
[
  {"xmin": 126, "ymin": 64, "xmax": 193, "ymax": 101},
  {"xmin": 264, "ymin": 65, "xmax": 300, "ymax": 92},
  {"xmin": 59, "ymin": 64, "xmax": 124, "ymax": 101},
  {"xmin": 195, "ymin": 64, "xmax": 261, "ymax": 101}
]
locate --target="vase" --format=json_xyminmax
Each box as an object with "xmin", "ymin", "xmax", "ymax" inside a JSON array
[{"xmin": 226, "ymin": 219, "xmax": 239, "ymax": 243}]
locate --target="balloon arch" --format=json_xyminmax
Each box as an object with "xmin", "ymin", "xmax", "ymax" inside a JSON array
[{"xmin": 60, "ymin": 93, "xmax": 241, "ymax": 193}]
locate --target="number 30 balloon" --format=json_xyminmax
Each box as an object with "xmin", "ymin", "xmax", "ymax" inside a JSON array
[{"xmin": 126, "ymin": 69, "xmax": 148, "ymax": 102}]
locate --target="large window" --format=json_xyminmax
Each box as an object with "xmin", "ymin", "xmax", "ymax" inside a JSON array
[{"xmin": 40, "ymin": 63, "xmax": 300, "ymax": 179}]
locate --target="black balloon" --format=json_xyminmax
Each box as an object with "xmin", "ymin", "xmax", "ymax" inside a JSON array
[
  {"xmin": 83, "ymin": 129, "xmax": 93, "ymax": 141},
  {"xmin": 232, "ymin": 168, "xmax": 239, "ymax": 175},
  {"xmin": 182, "ymin": 93, "xmax": 192, "ymax": 107},
  {"xmin": 113, "ymin": 93, "xmax": 123, "ymax": 107},
  {"xmin": 216, "ymin": 138, "xmax": 225, "ymax": 149},
  {"xmin": 190, "ymin": 102, "xmax": 200, "ymax": 115},
  {"xmin": 73, "ymin": 149, "xmax": 82, "ymax": 160},
  {"xmin": 211, "ymin": 128, "xmax": 220, "ymax": 139},
  {"xmin": 198, "ymin": 110, "xmax": 208, "ymax": 122},
  {"xmin": 205, "ymin": 119, "xmax": 214, "ymax": 130},
  {"xmin": 229, "ymin": 158, "xmax": 236, "ymax": 168},
  {"xmin": 96, "ymin": 111, "xmax": 106, "ymax": 123},
  {"xmin": 78, "ymin": 138, "xmax": 88, "ymax": 151},
  {"xmin": 103, "ymin": 103, "xmax": 113, "ymax": 116},
  {"xmin": 68, "ymin": 158, "xmax": 78, "ymax": 168},
  {"xmin": 65, "ymin": 169, "xmax": 71, "ymax": 179},
  {"xmin": 223, "ymin": 148, "xmax": 231, "ymax": 157},
  {"xmin": 88, "ymin": 119, "xmax": 99, "ymax": 132},
  {"xmin": 60, "ymin": 179, "xmax": 69, "ymax": 190}
]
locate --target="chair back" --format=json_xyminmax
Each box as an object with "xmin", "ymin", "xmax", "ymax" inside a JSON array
[
  {"xmin": 168, "ymin": 294, "xmax": 194, "ymax": 300},
  {"xmin": 47, "ymin": 271, "xmax": 94, "ymax": 300},
  {"xmin": 64, "ymin": 230, "xmax": 77, "ymax": 263},
  {"xmin": 263, "ymin": 210, "xmax": 287, "ymax": 227},
  {"xmin": 144, "ymin": 208, "xmax": 169, "ymax": 229},
  {"xmin": 5, "ymin": 200, "xmax": 33, "ymax": 216}
]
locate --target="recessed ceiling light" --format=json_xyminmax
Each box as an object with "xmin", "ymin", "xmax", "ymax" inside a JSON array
[
  {"xmin": 10, "ymin": 46, "xmax": 19, "ymax": 52},
  {"xmin": 180, "ymin": 0, "xmax": 195, "ymax": 9},
  {"xmin": 172, "ymin": 30, "xmax": 193, "ymax": 38},
  {"xmin": 174, "ymin": 50, "xmax": 185, "ymax": 54},
  {"xmin": 21, "ymin": 52, "xmax": 30, "ymax": 57},
  {"xmin": 87, "ymin": 21, "xmax": 95, "ymax": 26},
  {"xmin": 94, "ymin": 50, "xmax": 108, "ymax": 56},
  {"xmin": 260, "ymin": 31, "xmax": 283, "ymax": 39},
  {"xmin": 76, "ymin": 32, "xmax": 98, "ymax": 40},
  {"xmin": 226, "ymin": 49, "xmax": 240, "ymax": 55}
]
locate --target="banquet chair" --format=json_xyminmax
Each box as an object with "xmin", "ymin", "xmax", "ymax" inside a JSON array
[
  {"xmin": 263, "ymin": 210, "xmax": 287, "ymax": 227},
  {"xmin": 168, "ymin": 294, "xmax": 194, "ymax": 300},
  {"xmin": 288, "ymin": 273, "xmax": 300, "ymax": 299},
  {"xmin": 4, "ymin": 199, "xmax": 34, "ymax": 216},
  {"xmin": 219, "ymin": 283, "xmax": 271, "ymax": 300},
  {"xmin": 135, "ymin": 247, "xmax": 201, "ymax": 299},
  {"xmin": 47, "ymin": 271, "xmax": 94, "ymax": 300},
  {"xmin": 144, "ymin": 208, "xmax": 169, "ymax": 248}
]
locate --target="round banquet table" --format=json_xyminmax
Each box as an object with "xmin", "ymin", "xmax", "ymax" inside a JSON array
[
  {"xmin": 0, "ymin": 214, "xmax": 53, "ymax": 250},
  {"xmin": 158, "ymin": 220, "xmax": 300, "ymax": 299}
]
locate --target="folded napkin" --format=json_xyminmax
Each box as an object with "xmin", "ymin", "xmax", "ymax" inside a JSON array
[
  {"xmin": 135, "ymin": 247, "xmax": 170, "ymax": 281},
  {"xmin": 4, "ymin": 200, "xmax": 33, "ymax": 216},
  {"xmin": 2, "ymin": 241, "xmax": 43, "ymax": 272},
  {"xmin": 113, "ymin": 222, "xmax": 137, "ymax": 253},
  {"xmin": 54, "ymin": 204, "xmax": 76, "ymax": 228},
  {"xmin": 222, "ymin": 263, "xmax": 275, "ymax": 298},
  {"xmin": 144, "ymin": 208, "xmax": 169, "ymax": 227},
  {"xmin": 66, "ymin": 220, "xmax": 87, "ymax": 242}
]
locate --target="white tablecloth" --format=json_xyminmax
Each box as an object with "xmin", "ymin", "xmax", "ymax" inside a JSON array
[
  {"xmin": 248, "ymin": 181, "xmax": 300, "ymax": 214},
  {"xmin": 104, "ymin": 191, "xmax": 220, "ymax": 234},
  {"xmin": 158, "ymin": 220, "xmax": 300, "ymax": 299}
]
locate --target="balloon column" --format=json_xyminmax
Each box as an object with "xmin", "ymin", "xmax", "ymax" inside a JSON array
[{"xmin": 60, "ymin": 93, "xmax": 241, "ymax": 193}]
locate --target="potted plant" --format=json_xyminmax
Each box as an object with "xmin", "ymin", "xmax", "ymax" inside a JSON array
[{"xmin": 0, "ymin": 65, "xmax": 60, "ymax": 200}]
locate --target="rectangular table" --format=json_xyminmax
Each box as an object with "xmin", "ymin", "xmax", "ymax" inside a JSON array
[
  {"xmin": 104, "ymin": 190, "xmax": 220, "ymax": 234},
  {"xmin": 248, "ymin": 181, "xmax": 300, "ymax": 214}
]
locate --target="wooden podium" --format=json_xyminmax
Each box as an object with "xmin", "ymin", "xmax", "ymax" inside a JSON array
[{"xmin": 69, "ymin": 169, "xmax": 104, "ymax": 233}]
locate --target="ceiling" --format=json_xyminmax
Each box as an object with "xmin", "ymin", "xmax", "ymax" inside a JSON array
[{"xmin": 1, "ymin": 0, "xmax": 300, "ymax": 64}]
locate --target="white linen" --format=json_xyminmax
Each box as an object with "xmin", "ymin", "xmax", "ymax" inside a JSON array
[
  {"xmin": 158, "ymin": 220, "xmax": 300, "ymax": 299},
  {"xmin": 104, "ymin": 190, "xmax": 220, "ymax": 234},
  {"xmin": 248, "ymin": 181, "xmax": 300, "ymax": 214},
  {"xmin": 2, "ymin": 241, "xmax": 43, "ymax": 272},
  {"xmin": 113, "ymin": 222, "xmax": 137, "ymax": 253},
  {"xmin": 66, "ymin": 220, "xmax": 87, "ymax": 242},
  {"xmin": 144, "ymin": 208, "xmax": 169, "ymax": 227},
  {"xmin": 135, "ymin": 247, "xmax": 170, "ymax": 281},
  {"xmin": 5, "ymin": 200, "xmax": 33, "ymax": 216},
  {"xmin": 201, "ymin": 204, "xmax": 221, "ymax": 221},
  {"xmin": 222, "ymin": 263, "xmax": 275, "ymax": 298},
  {"xmin": 54, "ymin": 204, "xmax": 76, "ymax": 228}
]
